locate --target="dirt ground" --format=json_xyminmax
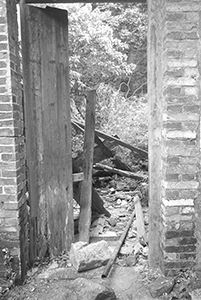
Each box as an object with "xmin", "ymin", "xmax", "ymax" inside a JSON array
[
  {"xmin": 1, "ymin": 254, "xmax": 201, "ymax": 300},
  {"xmin": 1, "ymin": 179, "xmax": 201, "ymax": 300}
]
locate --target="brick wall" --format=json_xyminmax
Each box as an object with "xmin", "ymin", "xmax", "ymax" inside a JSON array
[
  {"xmin": 149, "ymin": 0, "xmax": 201, "ymax": 277},
  {"xmin": 0, "ymin": 0, "xmax": 28, "ymax": 282},
  {"xmin": 0, "ymin": 0, "xmax": 201, "ymax": 283}
]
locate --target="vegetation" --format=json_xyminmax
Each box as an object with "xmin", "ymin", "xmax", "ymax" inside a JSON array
[
  {"xmin": 66, "ymin": 3, "xmax": 148, "ymax": 153},
  {"xmin": 40, "ymin": 3, "xmax": 148, "ymax": 153}
]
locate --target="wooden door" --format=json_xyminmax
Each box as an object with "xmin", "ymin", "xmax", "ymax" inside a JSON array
[{"xmin": 20, "ymin": 4, "xmax": 73, "ymax": 262}]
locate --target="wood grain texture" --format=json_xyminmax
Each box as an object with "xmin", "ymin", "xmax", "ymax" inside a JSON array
[
  {"xmin": 20, "ymin": 4, "xmax": 73, "ymax": 259},
  {"xmin": 148, "ymin": 0, "xmax": 166, "ymax": 268},
  {"xmin": 78, "ymin": 91, "xmax": 96, "ymax": 243}
]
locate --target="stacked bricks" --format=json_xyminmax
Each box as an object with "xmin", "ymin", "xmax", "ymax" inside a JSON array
[
  {"xmin": 0, "ymin": 0, "xmax": 28, "ymax": 281},
  {"xmin": 158, "ymin": 0, "xmax": 201, "ymax": 276}
]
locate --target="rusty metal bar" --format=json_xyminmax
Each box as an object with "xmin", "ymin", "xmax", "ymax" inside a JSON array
[{"xmin": 102, "ymin": 195, "xmax": 140, "ymax": 278}]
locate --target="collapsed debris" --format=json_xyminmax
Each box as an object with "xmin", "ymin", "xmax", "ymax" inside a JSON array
[
  {"xmin": 149, "ymin": 277, "xmax": 175, "ymax": 298},
  {"xmin": 94, "ymin": 163, "xmax": 145, "ymax": 181},
  {"xmin": 72, "ymin": 118, "xmax": 148, "ymax": 236},
  {"xmin": 102, "ymin": 194, "xmax": 140, "ymax": 278},
  {"xmin": 71, "ymin": 101, "xmax": 149, "ymax": 279}
]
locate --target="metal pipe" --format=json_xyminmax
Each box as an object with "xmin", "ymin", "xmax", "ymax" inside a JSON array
[{"xmin": 101, "ymin": 195, "xmax": 140, "ymax": 278}]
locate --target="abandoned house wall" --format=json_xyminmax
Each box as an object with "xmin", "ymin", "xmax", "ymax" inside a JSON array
[
  {"xmin": 149, "ymin": 0, "xmax": 201, "ymax": 277},
  {"xmin": 0, "ymin": 0, "xmax": 28, "ymax": 280},
  {"xmin": 1, "ymin": 0, "xmax": 201, "ymax": 282}
]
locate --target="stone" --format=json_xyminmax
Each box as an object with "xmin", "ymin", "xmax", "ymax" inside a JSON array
[
  {"xmin": 115, "ymin": 192, "xmax": 125, "ymax": 200},
  {"xmin": 125, "ymin": 195, "xmax": 132, "ymax": 201},
  {"xmin": 62, "ymin": 278, "xmax": 117, "ymax": 300},
  {"xmin": 107, "ymin": 216, "xmax": 118, "ymax": 227},
  {"xmin": 90, "ymin": 216, "xmax": 105, "ymax": 237},
  {"xmin": 120, "ymin": 242, "xmax": 134, "ymax": 256},
  {"xmin": 149, "ymin": 277, "xmax": 175, "ymax": 298},
  {"xmin": 124, "ymin": 255, "xmax": 137, "ymax": 267},
  {"xmin": 48, "ymin": 261, "xmax": 59, "ymax": 270},
  {"xmin": 120, "ymin": 200, "xmax": 128, "ymax": 208},
  {"xmin": 69, "ymin": 241, "xmax": 112, "ymax": 272},
  {"xmin": 116, "ymin": 199, "xmax": 122, "ymax": 205},
  {"xmin": 133, "ymin": 242, "xmax": 143, "ymax": 256}
]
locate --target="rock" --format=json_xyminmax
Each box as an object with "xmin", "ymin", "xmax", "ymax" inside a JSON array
[
  {"xmin": 120, "ymin": 200, "xmax": 128, "ymax": 208},
  {"xmin": 48, "ymin": 261, "xmax": 59, "ymax": 270},
  {"xmin": 27, "ymin": 266, "xmax": 39, "ymax": 277},
  {"xmin": 120, "ymin": 243, "xmax": 134, "ymax": 256},
  {"xmin": 133, "ymin": 242, "xmax": 143, "ymax": 256},
  {"xmin": 107, "ymin": 216, "xmax": 118, "ymax": 227},
  {"xmin": 109, "ymin": 187, "xmax": 116, "ymax": 193},
  {"xmin": 116, "ymin": 199, "xmax": 122, "ymax": 205},
  {"xmin": 125, "ymin": 195, "xmax": 132, "ymax": 201},
  {"xmin": 90, "ymin": 216, "xmax": 105, "ymax": 237},
  {"xmin": 115, "ymin": 192, "xmax": 125, "ymax": 200},
  {"xmin": 149, "ymin": 276, "xmax": 175, "ymax": 298},
  {"xmin": 109, "ymin": 180, "xmax": 116, "ymax": 188},
  {"xmin": 69, "ymin": 241, "xmax": 112, "ymax": 272},
  {"xmin": 96, "ymin": 231, "xmax": 118, "ymax": 241},
  {"xmin": 62, "ymin": 278, "xmax": 117, "ymax": 300},
  {"xmin": 125, "ymin": 254, "xmax": 137, "ymax": 267},
  {"xmin": 116, "ymin": 182, "xmax": 126, "ymax": 190}
]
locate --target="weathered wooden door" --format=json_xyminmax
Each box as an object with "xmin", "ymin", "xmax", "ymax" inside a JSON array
[{"xmin": 20, "ymin": 4, "xmax": 74, "ymax": 262}]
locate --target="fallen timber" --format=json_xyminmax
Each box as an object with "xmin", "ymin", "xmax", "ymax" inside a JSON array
[
  {"xmin": 94, "ymin": 163, "xmax": 145, "ymax": 181},
  {"xmin": 73, "ymin": 159, "xmax": 111, "ymax": 218},
  {"xmin": 72, "ymin": 121, "xmax": 131, "ymax": 171},
  {"xmin": 102, "ymin": 195, "xmax": 140, "ymax": 278},
  {"xmin": 72, "ymin": 120, "xmax": 148, "ymax": 158}
]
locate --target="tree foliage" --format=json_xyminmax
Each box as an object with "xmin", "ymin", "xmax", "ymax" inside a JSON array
[
  {"xmin": 35, "ymin": 3, "xmax": 148, "ymax": 150},
  {"xmin": 66, "ymin": 3, "xmax": 148, "ymax": 151},
  {"xmin": 67, "ymin": 3, "xmax": 147, "ymax": 101}
]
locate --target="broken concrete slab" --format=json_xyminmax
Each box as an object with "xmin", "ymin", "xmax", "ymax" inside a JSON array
[
  {"xmin": 70, "ymin": 241, "xmax": 112, "ymax": 272},
  {"xmin": 149, "ymin": 276, "xmax": 175, "ymax": 298},
  {"xmin": 62, "ymin": 278, "xmax": 117, "ymax": 300}
]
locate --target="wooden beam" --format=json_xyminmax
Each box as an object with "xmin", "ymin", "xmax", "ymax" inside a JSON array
[
  {"xmin": 94, "ymin": 163, "xmax": 145, "ymax": 181},
  {"xmin": 95, "ymin": 135, "xmax": 114, "ymax": 159},
  {"xmin": 73, "ymin": 121, "xmax": 148, "ymax": 158},
  {"xmin": 78, "ymin": 90, "xmax": 96, "ymax": 243},
  {"xmin": 72, "ymin": 172, "xmax": 84, "ymax": 182},
  {"xmin": 25, "ymin": 0, "xmax": 146, "ymax": 4}
]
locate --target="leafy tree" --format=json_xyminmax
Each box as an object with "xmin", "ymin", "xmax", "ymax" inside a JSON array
[{"xmin": 33, "ymin": 3, "xmax": 148, "ymax": 150}]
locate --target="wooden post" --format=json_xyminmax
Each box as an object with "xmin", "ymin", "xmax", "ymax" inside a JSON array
[
  {"xmin": 20, "ymin": 4, "xmax": 74, "ymax": 258},
  {"xmin": 78, "ymin": 90, "xmax": 96, "ymax": 243}
]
